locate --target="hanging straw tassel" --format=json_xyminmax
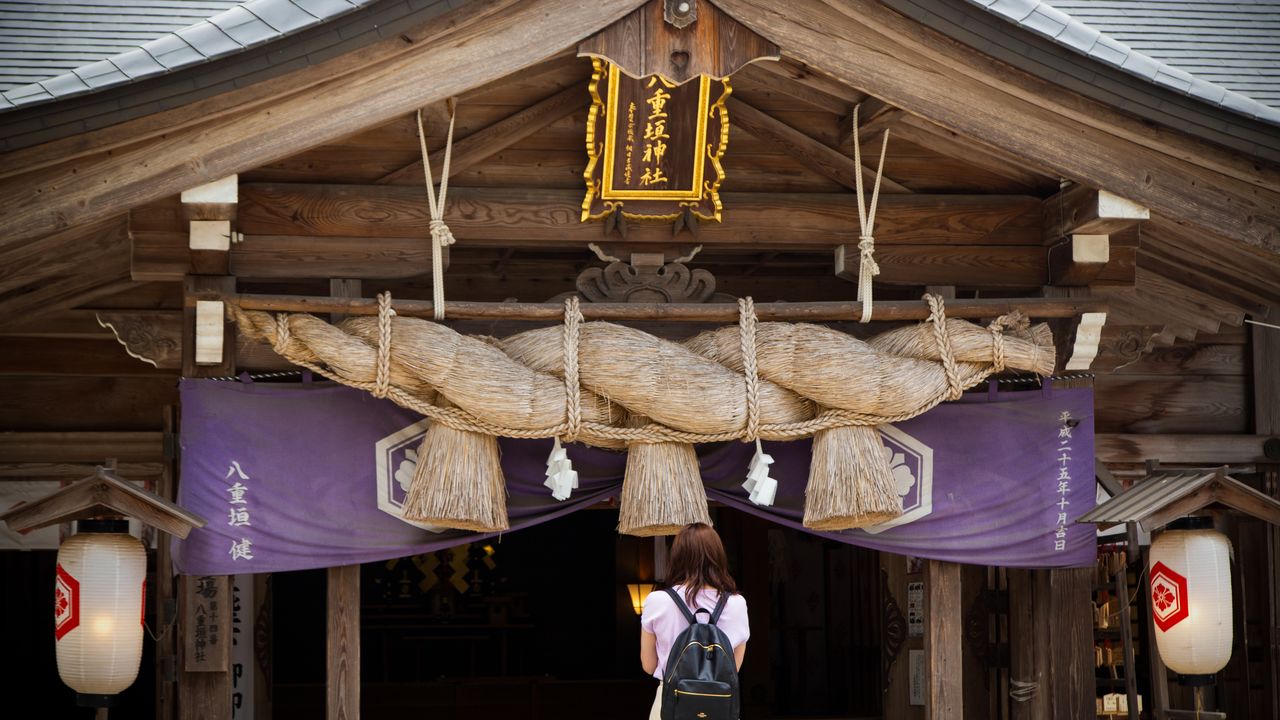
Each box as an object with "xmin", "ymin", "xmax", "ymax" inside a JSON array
[
  {"xmin": 402, "ymin": 414, "xmax": 509, "ymax": 532},
  {"xmin": 803, "ymin": 424, "xmax": 903, "ymax": 531},
  {"xmin": 618, "ymin": 438, "xmax": 711, "ymax": 536}
]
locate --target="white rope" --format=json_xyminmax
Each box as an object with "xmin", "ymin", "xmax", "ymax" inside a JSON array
[
  {"xmin": 416, "ymin": 104, "xmax": 457, "ymax": 321},
  {"xmin": 851, "ymin": 104, "xmax": 891, "ymax": 323}
]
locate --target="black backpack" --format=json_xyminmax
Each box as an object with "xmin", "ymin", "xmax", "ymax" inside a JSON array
[{"xmin": 660, "ymin": 588, "xmax": 741, "ymax": 720}]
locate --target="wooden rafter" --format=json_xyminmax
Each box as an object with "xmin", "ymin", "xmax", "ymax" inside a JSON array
[
  {"xmin": 727, "ymin": 97, "xmax": 911, "ymax": 193},
  {"xmin": 714, "ymin": 0, "xmax": 1280, "ymax": 253},
  {"xmin": 377, "ymin": 85, "xmax": 586, "ymax": 186},
  {"xmin": 731, "ymin": 61, "xmax": 853, "ymax": 115},
  {"xmin": 879, "ymin": 113, "xmax": 1053, "ymax": 191},
  {"xmin": 0, "ymin": 0, "xmax": 649, "ymax": 245},
  {"xmin": 0, "ymin": 216, "xmax": 129, "ymax": 296}
]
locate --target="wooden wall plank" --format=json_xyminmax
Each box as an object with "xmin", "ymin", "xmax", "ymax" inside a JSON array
[
  {"xmin": 1094, "ymin": 374, "xmax": 1248, "ymax": 434},
  {"xmin": 0, "ymin": 377, "xmax": 177, "ymax": 431}
]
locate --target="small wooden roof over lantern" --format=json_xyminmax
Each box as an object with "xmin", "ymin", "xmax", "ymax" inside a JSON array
[
  {"xmin": 0, "ymin": 466, "xmax": 206, "ymax": 538},
  {"xmin": 1078, "ymin": 466, "xmax": 1280, "ymax": 533}
]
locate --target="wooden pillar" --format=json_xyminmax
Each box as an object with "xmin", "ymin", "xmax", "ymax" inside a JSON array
[
  {"xmin": 1252, "ymin": 306, "xmax": 1280, "ymax": 716},
  {"xmin": 327, "ymin": 278, "xmax": 361, "ymax": 720},
  {"xmin": 177, "ymin": 177, "xmax": 237, "ymax": 720},
  {"xmin": 1048, "ymin": 567, "xmax": 1095, "ymax": 720},
  {"xmin": 1008, "ymin": 569, "xmax": 1048, "ymax": 720},
  {"xmin": 924, "ymin": 559, "xmax": 963, "ymax": 720},
  {"xmin": 156, "ymin": 406, "xmax": 178, "ymax": 720}
]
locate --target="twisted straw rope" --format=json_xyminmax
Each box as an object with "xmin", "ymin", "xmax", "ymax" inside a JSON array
[
  {"xmin": 562, "ymin": 295, "xmax": 583, "ymax": 442},
  {"xmin": 739, "ymin": 297, "xmax": 761, "ymax": 443},
  {"xmin": 236, "ymin": 293, "xmax": 1037, "ymax": 445}
]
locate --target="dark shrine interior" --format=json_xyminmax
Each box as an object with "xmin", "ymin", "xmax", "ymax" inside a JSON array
[{"xmin": 4, "ymin": 505, "xmax": 885, "ymax": 720}]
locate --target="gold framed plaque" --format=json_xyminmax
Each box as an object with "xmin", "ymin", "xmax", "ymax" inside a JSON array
[{"xmin": 582, "ymin": 58, "xmax": 730, "ymax": 222}]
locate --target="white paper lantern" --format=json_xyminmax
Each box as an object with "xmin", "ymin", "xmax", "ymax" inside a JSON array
[
  {"xmin": 54, "ymin": 520, "xmax": 147, "ymax": 702},
  {"xmin": 1148, "ymin": 525, "xmax": 1233, "ymax": 678}
]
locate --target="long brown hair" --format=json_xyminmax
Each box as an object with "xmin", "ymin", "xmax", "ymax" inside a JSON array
[{"xmin": 666, "ymin": 523, "xmax": 737, "ymax": 607}]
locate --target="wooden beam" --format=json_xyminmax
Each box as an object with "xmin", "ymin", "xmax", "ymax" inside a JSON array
[
  {"xmin": 1137, "ymin": 249, "xmax": 1271, "ymax": 316},
  {"xmin": 886, "ymin": 113, "xmax": 1052, "ymax": 190},
  {"xmin": 183, "ymin": 277, "xmax": 235, "ymax": 377},
  {"xmin": 0, "ymin": 0, "xmax": 649, "ymax": 245},
  {"xmin": 0, "ymin": 432, "xmax": 164, "ymax": 463},
  {"xmin": 378, "ymin": 85, "xmax": 585, "ymax": 186},
  {"xmin": 837, "ymin": 97, "xmax": 900, "ymax": 147},
  {"xmin": 0, "ymin": 337, "xmax": 175, "ymax": 376},
  {"xmin": 726, "ymin": 97, "xmax": 911, "ymax": 193},
  {"xmin": 731, "ymin": 61, "xmax": 851, "ymax": 115},
  {"xmin": 0, "ymin": 273, "xmax": 136, "ymax": 329},
  {"xmin": 0, "ymin": 377, "xmax": 177, "ymax": 431},
  {"xmin": 0, "ymin": 216, "xmax": 129, "ymax": 296},
  {"xmin": 206, "ymin": 291, "xmax": 1103, "ymax": 321},
  {"xmin": 924, "ymin": 559, "xmax": 962, "ymax": 719},
  {"xmin": 1048, "ymin": 234, "xmax": 1109, "ymax": 286},
  {"xmin": 714, "ymin": 0, "xmax": 1279, "ymax": 253},
  {"xmin": 0, "ymin": 461, "xmax": 162, "ymax": 479},
  {"xmin": 1096, "ymin": 434, "xmax": 1279, "ymax": 465},
  {"xmin": 1042, "ymin": 184, "xmax": 1149, "ymax": 243},
  {"xmin": 200, "ymin": 184, "xmax": 1039, "ymax": 256},
  {"xmin": 750, "ymin": 56, "xmax": 868, "ymax": 107},
  {"xmin": 836, "ymin": 243, "xmax": 1048, "ymax": 287}
]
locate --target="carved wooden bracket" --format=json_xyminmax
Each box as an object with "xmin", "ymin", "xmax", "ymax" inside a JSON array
[{"xmin": 577, "ymin": 252, "xmax": 719, "ymax": 303}]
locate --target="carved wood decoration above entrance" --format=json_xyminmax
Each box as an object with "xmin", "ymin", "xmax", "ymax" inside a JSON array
[{"xmin": 576, "ymin": 251, "xmax": 722, "ymax": 303}]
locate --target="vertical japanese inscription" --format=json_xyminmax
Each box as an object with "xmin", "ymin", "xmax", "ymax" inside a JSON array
[
  {"xmin": 183, "ymin": 574, "xmax": 230, "ymax": 671},
  {"xmin": 582, "ymin": 59, "xmax": 730, "ymax": 222}
]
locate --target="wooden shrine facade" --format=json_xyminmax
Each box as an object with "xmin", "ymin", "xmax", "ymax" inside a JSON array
[{"xmin": 0, "ymin": 0, "xmax": 1278, "ymax": 719}]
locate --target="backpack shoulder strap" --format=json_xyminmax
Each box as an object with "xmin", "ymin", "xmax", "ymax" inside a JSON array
[
  {"xmin": 709, "ymin": 592, "xmax": 731, "ymax": 625},
  {"xmin": 664, "ymin": 587, "xmax": 698, "ymax": 625}
]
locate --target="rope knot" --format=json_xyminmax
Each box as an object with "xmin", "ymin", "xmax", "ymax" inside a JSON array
[
  {"xmin": 857, "ymin": 234, "xmax": 881, "ymax": 276},
  {"xmin": 562, "ymin": 296, "xmax": 584, "ymax": 443},
  {"xmin": 739, "ymin": 296, "xmax": 761, "ymax": 443},
  {"xmin": 271, "ymin": 313, "xmax": 292, "ymax": 356},
  {"xmin": 374, "ymin": 292, "xmax": 394, "ymax": 399},
  {"xmin": 429, "ymin": 218, "xmax": 456, "ymax": 247},
  {"xmin": 924, "ymin": 293, "xmax": 964, "ymax": 401}
]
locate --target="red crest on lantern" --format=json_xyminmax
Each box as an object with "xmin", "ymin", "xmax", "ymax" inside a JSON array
[
  {"xmin": 54, "ymin": 563, "xmax": 80, "ymax": 640},
  {"xmin": 1150, "ymin": 561, "xmax": 1190, "ymax": 632}
]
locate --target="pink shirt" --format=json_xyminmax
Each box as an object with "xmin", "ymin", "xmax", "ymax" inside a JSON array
[{"xmin": 641, "ymin": 585, "xmax": 750, "ymax": 680}]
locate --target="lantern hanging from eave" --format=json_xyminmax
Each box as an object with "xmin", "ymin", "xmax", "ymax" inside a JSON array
[
  {"xmin": 1148, "ymin": 519, "xmax": 1233, "ymax": 682},
  {"xmin": 55, "ymin": 519, "xmax": 147, "ymax": 706}
]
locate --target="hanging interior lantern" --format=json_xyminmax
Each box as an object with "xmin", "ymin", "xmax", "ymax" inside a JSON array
[
  {"xmin": 1148, "ymin": 517, "xmax": 1233, "ymax": 683},
  {"xmin": 627, "ymin": 582, "xmax": 656, "ymax": 616},
  {"xmin": 55, "ymin": 519, "xmax": 147, "ymax": 707}
]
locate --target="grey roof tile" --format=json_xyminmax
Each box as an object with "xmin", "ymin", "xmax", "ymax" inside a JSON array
[
  {"xmin": 209, "ymin": 6, "xmax": 279, "ymax": 45},
  {"xmin": 292, "ymin": 0, "xmax": 356, "ymax": 16},
  {"xmin": 174, "ymin": 21, "xmax": 244, "ymax": 59},
  {"xmin": 111, "ymin": 47, "xmax": 167, "ymax": 78},
  {"xmin": 38, "ymin": 71, "xmax": 90, "ymax": 95},
  {"xmin": 73, "ymin": 60, "xmax": 130, "ymax": 88},
  {"xmin": 242, "ymin": 0, "xmax": 318, "ymax": 33},
  {"xmin": 1022, "ymin": 7, "xmax": 1068, "ymax": 36},
  {"xmin": 971, "ymin": 0, "xmax": 1280, "ymax": 124}
]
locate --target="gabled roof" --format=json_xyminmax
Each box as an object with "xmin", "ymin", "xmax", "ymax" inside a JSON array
[
  {"xmin": 970, "ymin": 0, "xmax": 1280, "ymax": 125},
  {"xmin": 0, "ymin": 0, "xmax": 378, "ymax": 110}
]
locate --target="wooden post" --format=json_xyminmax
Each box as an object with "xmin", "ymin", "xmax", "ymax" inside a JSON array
[
  {"xmin": 1252, "ymin": 306, "xmax": 1280, "ymax": 716},
  {"xmin": 328, "ymin": 278, "xmax": 361, "ymax": 720},
  {"xmin": 156, "ymin": 407, "xmax": 178, "ymax": 720},
  {"xmin": 177, "ymin": 178, "xmax": 237, "ymax": 720},
  {"xmin": 924, "ymin": 559, "xmax": 963, "ymax": 720},
  {"xmin": 1143, "ymin": 543, "xmax": 1171, "ymax": 720},
  {"xmin": 1048, "ymin": 567, "xmax": 1095, "ymax": 720},
  {"xmin": 1008, "ymin": 569, "xmax": 1048, "ymax": 720}
]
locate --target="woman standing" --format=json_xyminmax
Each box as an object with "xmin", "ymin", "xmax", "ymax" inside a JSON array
[{"xmin": 640, "ymin": 522, "xmax": 750, "ymax": 719}]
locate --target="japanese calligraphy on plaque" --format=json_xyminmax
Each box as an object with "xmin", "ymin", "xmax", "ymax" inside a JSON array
[
  {"xmin": 582, "ymin": 58, "xmax": 731, "ymax": 223},
  {"xmin": 182, "ymin": 574, "xmax": 230, "ymax": 671}
]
